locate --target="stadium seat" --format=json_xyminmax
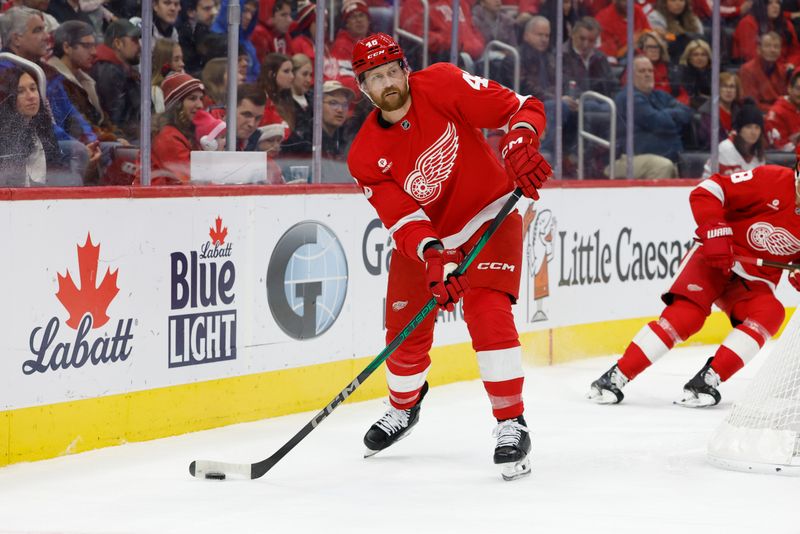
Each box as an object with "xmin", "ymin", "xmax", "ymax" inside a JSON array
[{"xmin": 678, "ymin": 151, "xmax": 710, "ymax": 178}]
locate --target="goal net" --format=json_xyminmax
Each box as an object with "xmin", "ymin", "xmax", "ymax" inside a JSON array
[{"xmin": 707, "ymin": 307, "xmax": 800, "ymax": 475}]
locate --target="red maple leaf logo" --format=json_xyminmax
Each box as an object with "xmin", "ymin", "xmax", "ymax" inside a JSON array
[
  {"xmin": 209, "ymin": 216, "xmax": 227, "ymax": 245},
  {"xmin": 56, "ymin": 234, "xmax": 119, "ymax": 329}
]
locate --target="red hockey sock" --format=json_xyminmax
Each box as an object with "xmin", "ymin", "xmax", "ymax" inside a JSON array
[
  {"xmin": 709, "ymin": 346, "xmax": 744, "ymax": 382},
  {"xmin": 388, "ymin": 385, "xmax": 426, "ymax": 410},
  {"xmin": 710, "ymin": 323, "xmax": 766, "ymax": 382},
  {"xmin": 482, "ymin": 376, "xmax": 524, "ymax": 420},
  {"xmin": 617, "ymin": 320, "xmax": 676, "ymax": 380}
]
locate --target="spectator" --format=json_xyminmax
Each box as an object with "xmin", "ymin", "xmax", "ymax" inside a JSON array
[
  {"xmin": 400, "ymin": 0, "xmax": 485, "ymax": 66},
  {"xmin": 472, "ymin": 0, "xmax": 518, "ymax": 49},
  {"xmin": 48, "ymin": 20, "xmax": 118, "ymax": 142},
  {"xmin": 622, "ymin": 31, "xmax": 674, "ymax": 94},
  {"xmin": 552, "ymin": 16, "xmax": 617, "ymax": 162},
  {"xmin": 562, "ymin": 16, "xmax": 617, "ymax": 97},
  {"xmin": 691, "ymin": 0, "xmax": 752, "ymax": 24},
  {"xmin": 256, "ymin": 123, "xmax": 286, "ymax": 184},
  {"xmin": 702, "ymin": 98, "xmax": 766, "ymax": 178},
  {"xmin": 281, "ymin": 80, "xmax": 354, "ymax": 182},
  {"xmin": 739, "ymin": 31, "xmax": 788, "ymax": 112},
  {"xmin": 287, "ymin": 0, "xmax": 317, "ymax": 61},
  {"xmin": 250, "ymin": 0, "xmax": 293, "ymax": 63},
  {"xmin": 765, "ymin": 70, "xmax": 800, "ymax": 151},
  {"xmin": 177, "ymin": 0, "xmax": 217, "ymax": 75},
  {"xmin": 289, "ymin": 52, "xmax": 312, "ymax": 137},
  {"xmin": 698, "ymin": 71, "xmax": 742, "ymax": 148},
  {"xmin": 193, "ymin": 108, "xmax": 226, "ymax": 150},
  {"xmin": 151, "ymin": 38, "xmax": 185, "ymax": 113},
  {"xmin": 675, "ymin": 38, "xmax": 711, "ymax": 109},
  {"xmin": 733, "ymin": 0, "xmax": 800, "ymax": 66},
  {"xmin": 786, "ymin": 0, "xmax": 800, "ymax": 39},
  {"xmin": 46, "ymin": 0, "xmax": 93, "ymax": 26},
  {"xmin": 540, "ymin": 0, "xmax": 579, "ymax": 47},
  {"xmin": 0, "ymin": 66, "xmax": 67, "ymax": 186},
  {"xmin": 0, "ymin": 6, "xmax": 100, "ymax": 182},
  {"xmin": 91, "ymin": 18, "xmax": 142, "ymax": 141},
  {"xmin": 502, "ymin": 16, "xmax": 554, "ymax": 100},
  {"xmin": 152, "ymin": 0, "xmax": 181, "ymax": 44},
  {"xmin": 290, "ymin": 53, "xmax": 312, "ymax": 113},
  {"xmin": 212, "ymin": 0, "xmax": 260, "ymax": 81},
  {"xmin": 234, "ymin": 83, "xmax": 266, "ymax": 150},
  {"xmin": 612, "ymin": 56, "xmax": 692, "ymax": 178},
  {"xmin": 596, "ymin": 0, "xmax": 652, "ymax": 62},
  {"xmin": 331, "ymin": 0, "xmax": 371, "ymax": 62},
  {"xmin": 256, "ymin": 52, "xmax": 294, "ymax": 129},
  {"xmin": 648, "ymin": 0, "xmax": 703, "ymax": 61},
  {"xmin": 150, "ymin": 71, "xmax": 205, "ymax": 184},
  {"xmin": 200, "ymin": 57, "xmax": 228, "ymax": 112}
]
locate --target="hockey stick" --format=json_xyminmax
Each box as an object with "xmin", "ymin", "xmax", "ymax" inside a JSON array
[
  {"xmin": 734, "ymin": 255, "xmax": 798, "ymax": 272},
  {"xmin": 189, "ymin": 187, "xmax": 524, "ymax": 480}
]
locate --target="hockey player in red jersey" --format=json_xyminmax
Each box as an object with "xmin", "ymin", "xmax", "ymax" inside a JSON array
[
  {"xmin": 589, "ymin": 148, "xmax": 800, "ymax": 407},
  {"xmin": 347, "ymin": 33, "xmax": 551, "ymax": 480}
]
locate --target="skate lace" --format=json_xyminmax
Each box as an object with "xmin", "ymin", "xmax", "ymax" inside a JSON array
[
  {"xmin": 375, "ymin": 407, "xmax": 410, "ymax": 435},
  {"xmin": 611, "ymin": 367, "xmax": 629, "ymax": 389},
  {"xmin": 703, "ymin": 367, "xmax": 721, "ymax": 388},
  {"xmin": 492, "ymin": 420, "xmax": 529, "ymax": 447}
]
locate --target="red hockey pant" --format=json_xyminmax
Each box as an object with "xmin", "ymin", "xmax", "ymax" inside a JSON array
[{"xmin": 384, "ymin": 213, "xmax": 525, "ymax": 420}]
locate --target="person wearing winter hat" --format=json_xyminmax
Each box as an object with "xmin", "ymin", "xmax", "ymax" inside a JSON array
[
  {"xmin": 702, "ymin": 98, "xmax": 766, "ymax": 179},
  {"xmin": 256, "ymin": 122, "xmax": 287, "ymax": 184},
  {"xmin": 288, "ymin": 0, "xmax": 325, "ymax": 60},
  {"xmin": 193, "ymin": 109, "xmax": 227, "ymax": 150},
  {"xmin": 150, "ymin": 72, "xmax": 206, "ymax": 183},
  {"xmin": 331, "ymin": 0, "xmax": 370, "ymax": 62}
]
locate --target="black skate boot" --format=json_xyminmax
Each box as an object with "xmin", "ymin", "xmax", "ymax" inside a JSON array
[
  {"xmin": 493, "ymin": 415, "xmax": 531, "ymax": 481},
  {"xmin": 676, "ymin": 357, "xmax": 721, "ymax": 408},
  {"xmin": 363, "ymin": 382, "xmax": 429, "ymax": 457},
  {"xmin": 587, "ymin": 364, "xmax": 629, "ymax": 404}
]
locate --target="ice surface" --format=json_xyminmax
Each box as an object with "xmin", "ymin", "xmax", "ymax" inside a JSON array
[{"xmin": 0, "ymin": 344, "xmax": 795, "ymax": 534}]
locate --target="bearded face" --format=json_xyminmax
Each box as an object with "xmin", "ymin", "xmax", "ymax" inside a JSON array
[{"xmin": 361, "ymin": 62, "xmax": 410, "ymax": 112}]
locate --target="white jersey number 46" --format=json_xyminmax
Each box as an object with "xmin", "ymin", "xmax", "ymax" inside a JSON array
[{"xmin": 462, "ymin": 72, "xmax": 489, "ymax": 91}]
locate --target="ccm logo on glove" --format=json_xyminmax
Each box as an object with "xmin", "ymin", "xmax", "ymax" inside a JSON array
[{"xmin": 500, "ymin": 128, "xmax": 552, "ymax": 200}]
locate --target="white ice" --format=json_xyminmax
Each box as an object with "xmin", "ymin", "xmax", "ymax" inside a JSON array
[{"xmin": 0, "ymin": 344, "xmax": 796, "ymax": 534}]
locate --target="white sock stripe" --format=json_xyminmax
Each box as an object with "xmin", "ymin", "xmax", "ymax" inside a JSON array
[
  {"xmin": 721, "ymin": 329, "xmax": 762, "ymax": 364},
  {"xmin": 657, "ymin": 317, "xmax": 683, "ymax": 345},
  {"xmin": 386, "ymin": 367, "xmax": 429, "ymax": 393},
  {"xmin": 742, "ymin": 318, "xmax": 771, "ymax": 344},
  {"xmin": 477, "ymin": 347, "xmax": 524, "ymax": 383},
  {"xmin": 487, "ymin": 393, "xmax": 524, "ymax": 410},
  {"xmin": 632, "ymin": 324, "xmax": 671, "ymax": 363}
]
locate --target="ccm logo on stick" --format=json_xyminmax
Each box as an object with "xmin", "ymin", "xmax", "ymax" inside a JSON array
[{"xmin": 477, "ymin": 262, "xmax": 516, "ymax": 272}]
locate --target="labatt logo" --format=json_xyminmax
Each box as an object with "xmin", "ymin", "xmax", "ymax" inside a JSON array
[
  {"xmin": 24, "ymin": 234, "xmax": 134, "ymax": 375},
  {"xmin": 168, "ymin": 216, "xmax": 237, "ymax": 367}
]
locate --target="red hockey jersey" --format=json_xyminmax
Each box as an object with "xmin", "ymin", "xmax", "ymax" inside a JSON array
[
  {"xmin": 347, "ymin": 62, "xmax": 546, "ymax": 261},
  {"xmin": 691, "ymin": 164, "xmax": 800, "ymax": 289}
]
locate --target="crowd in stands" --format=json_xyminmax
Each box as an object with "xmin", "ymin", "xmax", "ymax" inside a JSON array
[{"xmin": 0, "ymin": 0, "xmax": 797, "ymax": 186}]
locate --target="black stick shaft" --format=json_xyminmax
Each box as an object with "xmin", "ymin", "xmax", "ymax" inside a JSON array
[{"xmin": 735, "ymin": 255, "xmax": 796, "ymax": 272}]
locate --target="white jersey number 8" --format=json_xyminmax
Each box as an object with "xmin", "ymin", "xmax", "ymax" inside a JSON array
[
  {"xmin": 462, "ymin": 72, "xmax": 489, "ymax": 91},
  {"xmin": 730, "ymin": 170, "xmax": 753, "ymax": 183}
]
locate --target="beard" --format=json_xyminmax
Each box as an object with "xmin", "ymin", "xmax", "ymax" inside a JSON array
[{"xmin": 371, "ymin": 81, "xmax": 410, "ymax": 112}]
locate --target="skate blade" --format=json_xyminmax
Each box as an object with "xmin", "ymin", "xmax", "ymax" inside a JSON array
[
  {"xmin": 363, "ymin": 427, "xmax": 415, "ymax": 458},
  {"xmin": 500, "ymin": 456, "xmax": 531, "ymax": 482},
  {"xmin": 673, "ymin": 392, "xmax": 716, "ymax": 408},
  {"xmin": 586, "ymin": 387, "xmax": 621, "ymax": 405}
]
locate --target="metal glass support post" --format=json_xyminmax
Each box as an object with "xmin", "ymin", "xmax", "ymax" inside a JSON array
[
  {"xmin": 225, "ymin": 0, "xmax": 240, "ymax": 151},
  {"xmin": 140, "ymin": 0, "xmax": 153, "ymax": 185}
]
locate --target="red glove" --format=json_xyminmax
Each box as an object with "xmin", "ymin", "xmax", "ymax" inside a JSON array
[
  {"xmin": 500, "ymin": 128, "xmax": 552, "ymax": 200},
  {"xmin": 697, "ymin": 222, "xmax": 734, "ymax": 274},
  {"xmin": 789, "ymin": 270, "xmax": 800, "ymax": 292},
  {"xmin": 423, "ymin": 245, "xmax": 470, "ymax": 311}
]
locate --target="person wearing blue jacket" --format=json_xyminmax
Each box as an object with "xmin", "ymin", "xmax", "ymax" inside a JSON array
[
  {"xmin": 612, "ymin": 55, "xmax": 693, "ymax": 179},
  {"xmin": 210, "ymin": 0, "xmax": 260, "ymax": 82}
]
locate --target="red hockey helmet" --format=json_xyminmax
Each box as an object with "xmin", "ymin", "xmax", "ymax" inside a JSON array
[{"xmin": 351, "ymin": 33, "xmax": 405, "ymax": 78}]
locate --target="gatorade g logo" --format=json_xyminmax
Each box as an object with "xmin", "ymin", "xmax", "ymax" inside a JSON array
[{"xmin": 267, "ymin": 222, "xmax": 348, "ymax": 339}]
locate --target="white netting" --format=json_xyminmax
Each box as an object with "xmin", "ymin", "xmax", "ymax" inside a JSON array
[{"xmin": 707, "ymin": 307, "xmax": 800, "ymax": 475}]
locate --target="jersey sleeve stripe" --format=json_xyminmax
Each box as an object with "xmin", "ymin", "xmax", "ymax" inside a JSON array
[
  {"xmin": 441, "ymin": 192, "xmax": 514, "ymax": 249},
  {"xmin": 387, "ymin": 208, "xmax": 432, "ymax": 237},
  {"xmin": 696, "ymin": 179, "xmax": 725, "ymax": 204}
]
